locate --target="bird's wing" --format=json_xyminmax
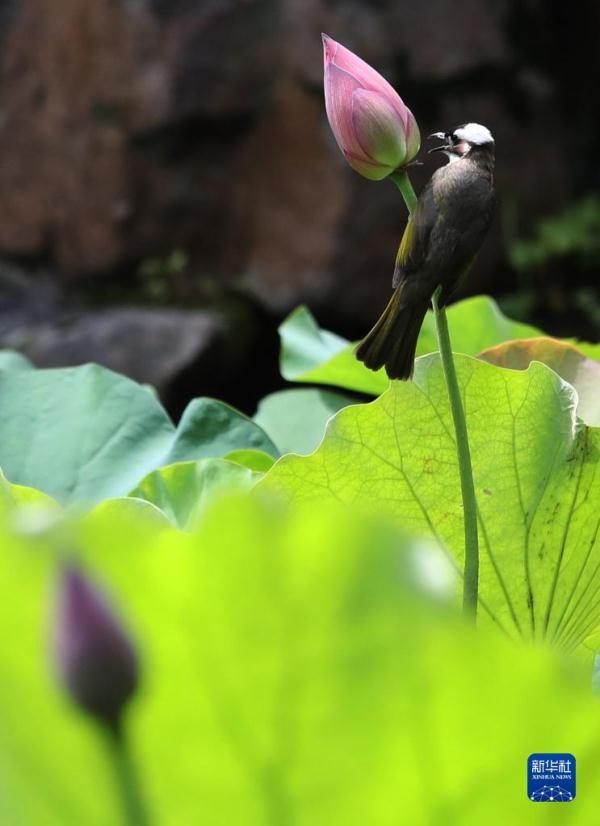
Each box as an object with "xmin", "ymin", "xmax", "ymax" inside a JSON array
[{"xmin": 393, "ymin": 181, "xmax": 438, "ymax": 289}]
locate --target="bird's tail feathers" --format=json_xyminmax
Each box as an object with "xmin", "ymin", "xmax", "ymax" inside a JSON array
[{"xmin": 355, "ymin": 290, "xmax": 428, "ymax": 380}]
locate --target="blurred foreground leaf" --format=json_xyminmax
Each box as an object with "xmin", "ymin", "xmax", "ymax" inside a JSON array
[
  {"xmin": 263, "ymin": 354, "xmax": 600, "ymax": 655},
  {"xmin": 1, "ymin": 495, "xmax": 600, "ymax": 823}
]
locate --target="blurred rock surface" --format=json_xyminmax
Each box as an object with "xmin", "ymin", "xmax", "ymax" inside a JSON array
[
  {"xmin": 7, "ymin": 306, "xmax": 224, "ymax": 393},
  {"xmin": 0, "ymin": 0, "xmax": 597, "ymax": 334},
  {"xmin": 0, "ymin": 261, "xmax": 281, "ymax": 415}
]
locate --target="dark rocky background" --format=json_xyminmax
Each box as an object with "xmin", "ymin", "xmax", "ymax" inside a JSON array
[{"xmin": 0, "ymin": 0, "xmax": 598, "ymax": 414}]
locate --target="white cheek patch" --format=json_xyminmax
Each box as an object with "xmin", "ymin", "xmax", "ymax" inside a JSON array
[
  {"xmin": 444, "ymin": 151, "xmax": 461, "ymax": 163},
  {"xmin": 453, "ymin": 123, "xmax": 494, "ymax": 145}
]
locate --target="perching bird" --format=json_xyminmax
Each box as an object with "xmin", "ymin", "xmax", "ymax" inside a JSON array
[{"xmin": 355, "ymin": 122, "xmax": 496, "ymax": 380}]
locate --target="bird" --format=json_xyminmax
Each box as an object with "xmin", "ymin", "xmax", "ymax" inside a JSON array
[{"xmin": 355, "ymin": 122, "xmax": 496, "ymax": 380}]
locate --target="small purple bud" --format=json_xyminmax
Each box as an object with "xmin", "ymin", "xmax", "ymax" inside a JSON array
[{"xmin": 54, "ymin": 565, "xmax": 139, "ymax": 730}]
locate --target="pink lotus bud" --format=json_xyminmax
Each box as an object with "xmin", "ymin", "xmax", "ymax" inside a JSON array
[
  {"xmin": 54, "ymin": 565, "xmax": 139, "ymax": 730},
  {"xmin": 322, "ymin": 34, "xmax": 420, "ymax": 180}
]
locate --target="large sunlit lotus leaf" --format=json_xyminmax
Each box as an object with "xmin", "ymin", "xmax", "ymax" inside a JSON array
[
  {"xmin": 129, "ymin": 459, "xmax": 261, "ymax": 530},
  {"xmin": 479, "ymin": 337, "xmax": 600, "ymax": 426},
  {"xmin": 254, "ymin": 388, "xmax": 354, "ymax": 455},
  {"xmin": 263, "ymin": 354, "xmax": 600, "ymax": 655},
  {"xmin": 0, "ymin": 366, "xmax": 276, "ymax": 506},
  {"xmin": 279, "ymin": 297, "xmax": 599, "ymax": 395},
  {"xmin": 1, "ymin": 494, "xmax": 600, "ymax": 824}
]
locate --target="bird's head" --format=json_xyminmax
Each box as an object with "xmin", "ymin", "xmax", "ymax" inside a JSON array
[{"xmin": 428, "ymin": 123, "xmax": 494, "ymax": 163}]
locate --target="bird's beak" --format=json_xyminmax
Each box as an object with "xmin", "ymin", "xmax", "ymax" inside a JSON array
[{"xmin": 428, "ymin": 131, "xmax": 451, "ymax": 154}]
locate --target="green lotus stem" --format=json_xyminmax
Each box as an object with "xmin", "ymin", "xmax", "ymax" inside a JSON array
[
  {"xmin": 106, "ymin": 721, "xmax": 152, "ymax": 826},
  {"xmin": 392, "ymin": 169, "xmax": 479, "ymax": 620},
  {"xmin": 431, "ymin": 289, "xmax": 479, "ymax": 618},
  {"xmin": 390, "ymin": 169, "xmax": 418, "ymax": 213}
]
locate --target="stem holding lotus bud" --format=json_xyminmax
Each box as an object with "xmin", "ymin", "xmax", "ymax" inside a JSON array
[
  {"xmin": 390, "ymin": 169, "xmax": 418, "ymax": 213},
  {"xmin": 106, "ymin": 720, "xmax": 152, "ymax": 826}
]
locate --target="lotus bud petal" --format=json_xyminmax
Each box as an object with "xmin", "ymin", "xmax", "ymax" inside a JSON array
[
  {"xmin": 404, "ymin": 108, "xmax": 421, "ymax": 165},
  {"xmin": 54, "ymin": 565, "xmax": 139, "ymax": 730},
  {"xmin": 323, "ymin": 34, "xmax": 420, "ymax": 180}
]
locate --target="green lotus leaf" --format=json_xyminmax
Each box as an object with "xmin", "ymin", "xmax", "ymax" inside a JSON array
[
  {"xmin": 223, "ymin": 449, "xmax": 276, "ymax": 472},
  {"xmin": 262, "ymin": 354, "xmax": 600, "ymax": 655},
  {"xmin": 254, "ymin": 388, "xmax": 354, "ymax": 455},
  {"xmin": 279, "ymin": 296, "xmax": 599, "ymax": 395},
  {"xmin": 129, "ymin": 459, "xmax": 261, "ymax": 530},
  {"xmin": 0, "ymin": 350, "xmax": 33, "ymax": 371},
  {"xmin": 0, "ymin": 496, "xmax": 599, "ymax": 823},
  {"xmin": 478, "ymin": 336, "xmax": 600, "ymax": 426},
  {"xmin": 163, "ymin": 398, "xmax": 278, "ymax": 465},
  {"xmin": 0, "ymin": 366, "xmax": 276, "ymax": 506}
]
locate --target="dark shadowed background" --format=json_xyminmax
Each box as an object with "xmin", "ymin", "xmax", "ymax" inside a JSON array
[{"xmin": 0, "ymin": 0, "xmax": 598, "ymax": 415}]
